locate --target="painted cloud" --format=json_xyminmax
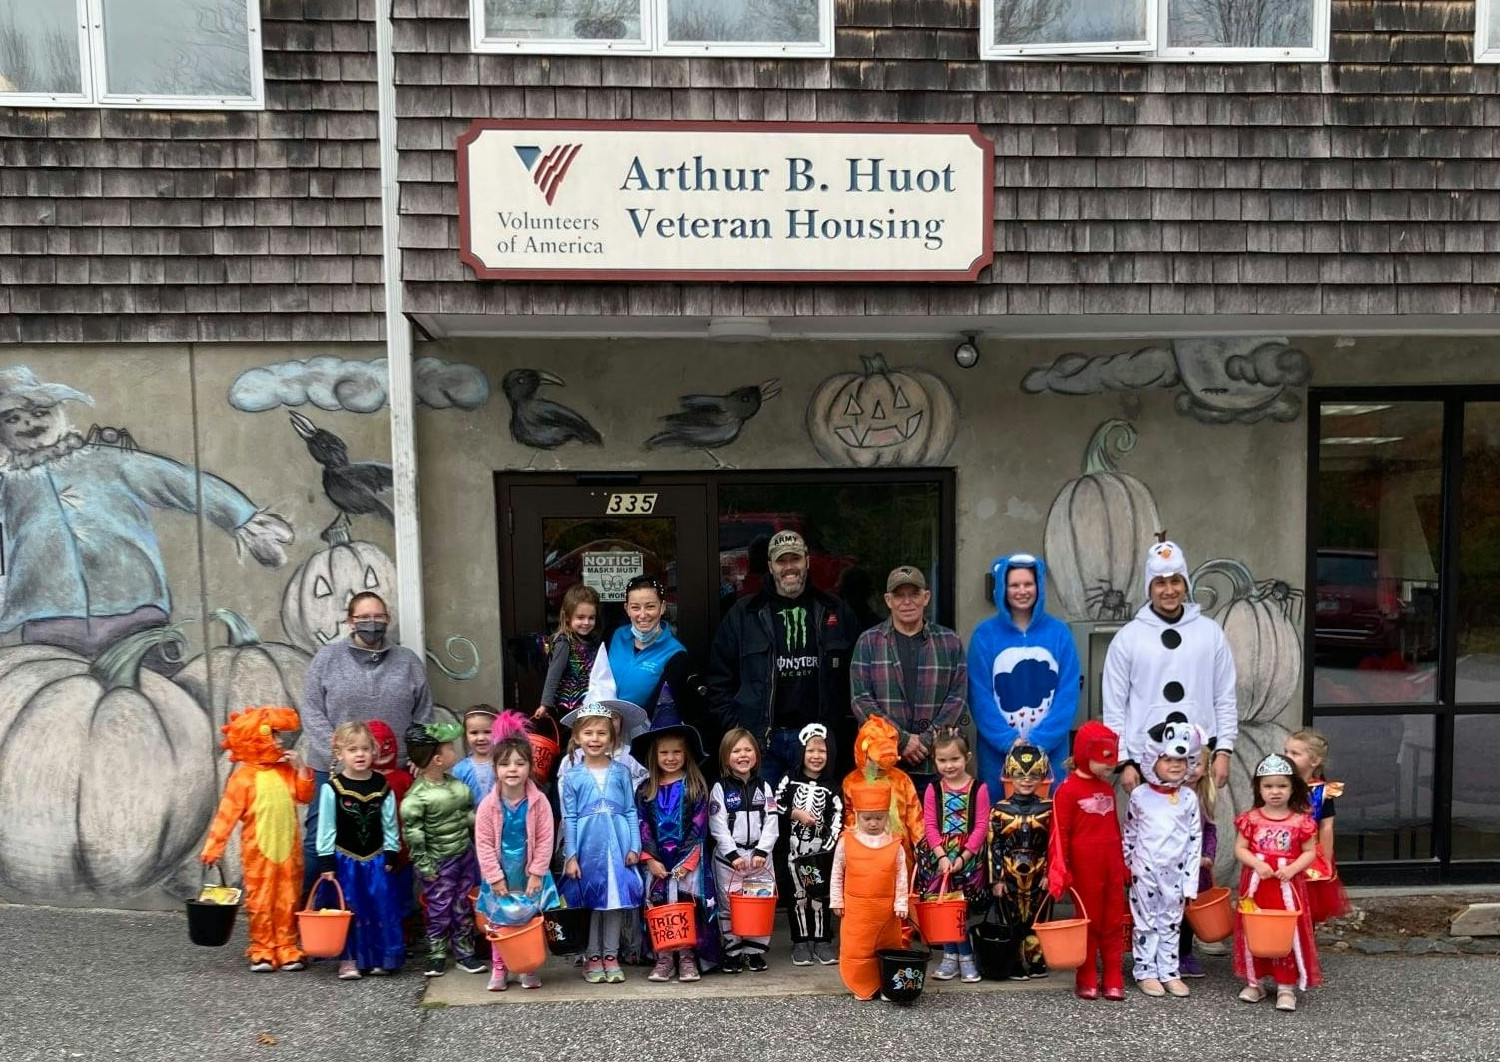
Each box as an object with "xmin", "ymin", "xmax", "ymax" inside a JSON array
[{"xmin": 230, "ymin": 357, "xmax": 490, "ymax": 413}]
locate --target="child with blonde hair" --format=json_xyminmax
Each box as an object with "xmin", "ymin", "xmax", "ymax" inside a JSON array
[
  {"xmin": 558, "ymin": 700, "xmax": 647, "ymax": 984},
  {"xmin": 831, "ymin": 779, "xmax": 908, "ymax": 1000},
  {"xmin": 538, "ymin": 585, "xmax": 601, "ymax": 719},
  {"xmin": 1179, "ymin": 729, "xmax": 1222, "ymax": 975},
  {"xmin": 914, "ymin": 728, "xmax": 990, "ymax": 983},
  {"xmin": 452, "ymin": 704, "xmax": 499, "ymax": 806},
  {"xmin": 710, "ymin": 727, "xmax": 780, "ymax": 973},
  {"xmin": 1284, "ymin": 727, "xmax": 1349, "ymax": 923},
  {"xmin": 315, "ymin": 721, "xmax": 405, "ymax": 980}
]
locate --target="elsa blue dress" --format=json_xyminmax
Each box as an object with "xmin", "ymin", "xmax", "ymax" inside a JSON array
[
  {"xmin": 559, "ymin": 760, "xmax": 644, "ymax": 911},
  {"xmin": 475, "ymin": 795, "xmax": 560, "ymax": 927}
]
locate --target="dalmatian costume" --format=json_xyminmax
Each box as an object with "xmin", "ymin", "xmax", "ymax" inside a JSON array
[
  {"xmin": 1102, "ymin": 540, "xmax": 1238, "ymax": 775},
  {"xmin": 774, "ymin": 724, "xmax": 843, "ymax": 946},
  {"xmin": 1122, "ymin": 711, "xmax": 1203, "ymax": 986}
]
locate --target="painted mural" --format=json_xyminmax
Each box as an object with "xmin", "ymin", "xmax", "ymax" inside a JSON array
[
  {"xmin": 646, "ymin": 379, "xmax": 780, "ymax": 468},
  {"xmin": 1042, "ymin": 419, "xmax": 1163, "ymax": 621},
  {"xmin": 289, "ymin": 410, "xmax": 393, "ymax": 543},
  {"xmin": 1021, "ymin": 337, "xmax": 1313, "ymax": 424},
  {"xmin": 806, "ymin": 353, "xmax": 957, "ymax": 466},
  {"xmin": 229, "ymin": 355, "xmax": 491, "ymax": 413},
  {"xmin": 501, "ymin": 368, "xmax": 603, "ymax": 452}
]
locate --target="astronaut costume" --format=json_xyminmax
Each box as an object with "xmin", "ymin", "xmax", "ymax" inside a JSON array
[
  {"xmin": 709, "ymin": 768, "xmax": 780, "ymax": 961},
  {"xmin": 1122, "ymin": 711, "xmax": 1203, "ymax": 987}
]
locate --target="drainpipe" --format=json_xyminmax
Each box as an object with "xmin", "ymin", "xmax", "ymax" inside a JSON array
[{"xmin": 374, "ymin": 0, "xmax": 425, "ymax": 655}]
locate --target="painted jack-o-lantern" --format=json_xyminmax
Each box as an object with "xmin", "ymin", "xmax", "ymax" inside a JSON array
[
  {"xmin": 807, "ymin": 353, "xmax": 957, "ymax": 467},
  {"xmin": 1043, "ymin": 420, "xmax": 1162, "ymax": 621},
  {"xmin": 0, "ymin": 628, "xmax": 216, "ymax": 902},
  {"xmin": 280, "ymin": 529, "xmax": 397, "ymax": 652}
]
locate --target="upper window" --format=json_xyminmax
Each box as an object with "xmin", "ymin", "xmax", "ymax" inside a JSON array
[
  {"xmin": 0, "ymin": 0, "xmax": 262, "ymax": 108},
  {"xmin": 1479, "ymin": 0, "xmax": 1500, "ymax": 63},
  {"xmin": 473, "ymin": 0, "xmax": 834, "ymax": 56},
  {"xmin": 981, "ymin": 0, "xmax": 1329, "ymax": 61}
]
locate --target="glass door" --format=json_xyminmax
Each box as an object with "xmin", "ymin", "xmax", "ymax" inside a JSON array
[{"xmin": 498, "ymin": 477, "xmax": 711, "ymax": 712}]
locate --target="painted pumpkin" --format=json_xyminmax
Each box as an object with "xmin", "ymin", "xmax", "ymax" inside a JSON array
[
  {"xmin": 0, "ymin": 629, "xmax": 216, "ymax": 902},
  {"xmin": 807, "ymin": 353, "xmax": 957, "ymax": 467},
  {"xmin": 280, "ymin": 531, "xmax": 397, "ymax": 652},
  {"xmin": 1043, "ymin": 419, "xmax": 1162, "ymax": 621},
  {"xmin": 175, "ymin": 608, "xmax": 313, "ymax": 730},
  {"xmin": 1192, "ymin": 559, "xmax": 1304, "ymax": 726}
]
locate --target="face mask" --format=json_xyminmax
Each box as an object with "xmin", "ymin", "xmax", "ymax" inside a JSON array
[
  {"xmin": 353, "ymin": 619, "xmax": 388, "ymax": 642},
  {"xmin": 633, "ymin": 623, "xmax": 663, "ymax": 647}
]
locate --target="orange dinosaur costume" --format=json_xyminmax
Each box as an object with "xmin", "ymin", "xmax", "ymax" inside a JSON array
[
  {"xmin": 842, "ymin": 715, "xmax": 924, "ymax": 860},
  {"xmin": 200, "ymin": 706, "xmax": 316, "ymax": 969}
]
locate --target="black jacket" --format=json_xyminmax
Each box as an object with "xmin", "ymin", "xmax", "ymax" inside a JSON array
[{"xmin": 706, "ymin": 586, "xmax": 858, "ymax": 746}]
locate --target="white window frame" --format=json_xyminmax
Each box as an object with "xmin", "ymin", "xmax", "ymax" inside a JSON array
[
  {"xmin": 471, "ymin": 0, "xmax": 835, "ymax": 57},
  {"xmin": 0, "ymin": 0, "xmax": 263, "ymax": 109},
  {"xmin": 981, "ymin": 0, "xmax": 1330, "ymax": 62},
  {"xmin": 1478, "ymin": 0, "xmax": 1500, "ymax": 63}
]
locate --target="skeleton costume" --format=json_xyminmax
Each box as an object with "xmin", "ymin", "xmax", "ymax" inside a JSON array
[
  {"xmin": 709, "ymin": 767, "xmax": 780, "ymax": 960},
  {"xmin": 774, "ymin": 723, "xmax": 842, "ymax": 946},
  {"xmin": 1122, "ymin": 712, "xmax": 1203, "ymax": 985},
  {"xmin": 986, "ymin": 742, "xmax": 1053, "ymax": 977}
]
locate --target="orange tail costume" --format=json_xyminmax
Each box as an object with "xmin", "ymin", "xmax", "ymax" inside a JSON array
[{"xmin": 200, "ymin": 707, "xmax": 316, "ymax": 967}]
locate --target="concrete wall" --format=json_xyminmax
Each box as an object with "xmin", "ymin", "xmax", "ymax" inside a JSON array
[{"xmin": 0, "ymin": 343, "xmax": 399, "ymax": 908}]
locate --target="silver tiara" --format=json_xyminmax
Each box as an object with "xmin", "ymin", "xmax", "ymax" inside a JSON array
[
  {"xmin": 575, "ymin": 703, "xmax": 617, "ymax": 720},
  {"xmin": 1255, "ymin": 753, "xmax": 1295, "ymax": 778}
]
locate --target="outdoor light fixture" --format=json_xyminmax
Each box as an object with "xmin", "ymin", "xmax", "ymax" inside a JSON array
[{"xmin": 954, "ymin": 333, "xmax": 980, "ymax": 368}]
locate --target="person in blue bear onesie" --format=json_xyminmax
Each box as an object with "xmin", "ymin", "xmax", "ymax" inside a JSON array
[{"xmin": 967, "ymin": 553, "xmax": 1081, "ymax": 798}]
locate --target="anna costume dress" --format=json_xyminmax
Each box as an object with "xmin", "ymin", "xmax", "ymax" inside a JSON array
[{"xmin": 315, "ymin": 772, "xmax": 405, "ymax": 972}]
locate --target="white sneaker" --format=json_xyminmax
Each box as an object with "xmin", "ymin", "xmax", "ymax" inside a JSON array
[
  {"xmin": 933, "ymin": 954, "xmax": 960, "ymax": 980},
  {"xmin": 1197, "ymin": 939, "xmax": 1230, "ymax": 956},
  {"xmin": 249, "ymin": 960, "xmax": 274, "ymax": 973},
  {"xmin": 338, "ymin": 961, "xmax": 362, "ymax": 981}
]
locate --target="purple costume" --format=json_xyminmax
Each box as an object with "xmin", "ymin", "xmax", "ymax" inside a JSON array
[{"xmin": 638, "ymin": 777, "xmax": 721, "ymax": 968}]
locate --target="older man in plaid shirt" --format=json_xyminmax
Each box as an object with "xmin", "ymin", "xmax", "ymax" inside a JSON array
[{"xmin": 849, "ymin": 565, "xmax": 968, "ymax": 796}]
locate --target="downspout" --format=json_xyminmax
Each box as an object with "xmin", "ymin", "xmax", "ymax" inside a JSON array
[{"xmin": 374, "ymin": 0, "xmax": 425, "ymax": 655}]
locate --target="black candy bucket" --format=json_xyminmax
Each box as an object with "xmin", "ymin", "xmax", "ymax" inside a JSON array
[
  {"xmin": 970, "ymin": 913, "xmax": 1018, "ymax": 981},
  {"xmin": 185, "ymin": 866, "xmax": 241, "ymax": 948},
  {"xmin": 542, "ymin": 905, "xmax": 591, "ymax": 956},
  {"xmin": 877, "ymin": 946, "xmax": 932, "ymax": 1005}
]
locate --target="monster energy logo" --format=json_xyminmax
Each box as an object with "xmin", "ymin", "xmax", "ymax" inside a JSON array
[{"xmin": 779, "ymin": 606, "xmax": 808, "ymax": 651}]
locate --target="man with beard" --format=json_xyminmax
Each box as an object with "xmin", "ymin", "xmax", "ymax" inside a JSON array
[{"xmin": 708, "ymin": 529, "xmax": 859, "ymax": 781}]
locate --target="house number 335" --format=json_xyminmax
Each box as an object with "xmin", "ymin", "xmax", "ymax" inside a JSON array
[{"xmin": 605, "ymin": 493, "xmax": 658, "ymax": 514}]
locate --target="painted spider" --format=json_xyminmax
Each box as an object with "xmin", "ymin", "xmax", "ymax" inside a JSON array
[
  {"xmin": 1252, "ymin": 579, "xmax": 1304, "ymax": 622},
  {"xmin": 1085, "ymin": 580, "xmax": 1130, "ymax": 621},
  {"xmin": 84, "ymin": 424, "xmax": 137, "ymax": 451}
]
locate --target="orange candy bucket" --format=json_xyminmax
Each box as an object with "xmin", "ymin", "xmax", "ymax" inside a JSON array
[
  {"xmin": 1033, "ymin": 888, "xmax": 1090, "ymax": 970},
  {"xmin": 1186, "ymin": 886, "xmax": 1234, "ymax": 943},
  {"xmin": 1240, "ymin": 907, "xmax": 1300, "ymax": 959},
  {"xmin": 911, "ymin": 873, "xmax": 967, "ymax": 946},
  {"xmin": 729, "ymin": 893, "xmax": 776, "ymax": 937},
  {"xmin": 297, "ymin": 878, "xmax": 353, "ymax": 959},
  {"xmin": 488, "ymin": 915, "xmax": 548, "ymax": 973}
]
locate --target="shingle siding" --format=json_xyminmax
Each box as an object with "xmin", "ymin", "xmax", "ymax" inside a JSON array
[{"xmin": 0, "ymin": 0, "xmax": 381, "ymax": 343}]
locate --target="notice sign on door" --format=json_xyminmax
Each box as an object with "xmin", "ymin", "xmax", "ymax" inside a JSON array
[
  {"xmin": 457, "ymin": 120, "xmax": 994, "ymax": 281},
  {"xmin": 582, "ymin": 551, "xmax": 644, "ymax": 603}
]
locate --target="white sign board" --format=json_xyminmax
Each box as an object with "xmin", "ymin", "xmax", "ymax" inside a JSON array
[
  {"xmin": 458, "ymin": 120, "xmax": 994, "ymax": 281},
  {"xmin": 582, "ymin": 551, "xmax": 644, "ymax": 603}
]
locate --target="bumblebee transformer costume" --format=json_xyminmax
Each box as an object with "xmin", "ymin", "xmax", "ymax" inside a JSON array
[{"xmin": 986, "ymin": 742, "xmax": 1053, "ymax": 978}]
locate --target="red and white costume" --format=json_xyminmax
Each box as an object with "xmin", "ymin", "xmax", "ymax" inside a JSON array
[{"xmin": 1232, "ymin": 808, "xmax": 1322, "ymax": 990}]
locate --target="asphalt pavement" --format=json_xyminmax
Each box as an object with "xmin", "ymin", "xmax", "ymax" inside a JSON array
[{"xmin": 3, "ymin": 903, "xmax": 1498, "ymax": 1062}]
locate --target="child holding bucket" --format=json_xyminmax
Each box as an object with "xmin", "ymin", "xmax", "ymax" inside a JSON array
[
  {"xmin": 1046, "ymin": 720, "xmax": 1128, "ymax": 1001},
  {"xmin": 452, "ymin": 705, "xmax": 499, "ymax": 807},
  {"xmin": 914, "ymin": 728, "xmax": 991, "ymax": 983},
  {"xmin": 709, "ymin": 727, "xmax": 780, "ymax": 973},
  {"xmin": 830, "ymin": 778, "xmax": 908, "ymax": 1000},
  {"xmin": 1233, "ymin": 753, "xmax": 1321, "ymax": 1012},
  {"xmin": 1284, "ymin": 728, "xmax": 1350, "ymax": 924},
  {"xmin": 475, "ymin": 711, "xmax": 560, "ymax": 991},
  {"xmin": 400, "ymin": 721, "xmax": 487, "ymax": 979},
  {"xmin": 315, "ymin": 721, "xmax": 405, "ymax": 980},
  {"xmin": 558, "ymin": 700, "xmax": 648, "ymax": 985},
  {"xmin": 1179, "ymin": 730, "xmax": 1221, "ymax": 975},
  {"xmin": 634, "ymin": 718, "xmax": 719, "ymax": 981},
  {"xmin": 200, "ymin": 706, "xmax": 316, "ymax": 971},
  {"xmin": 1122, "ymin": 712, "xmax": 1202, "ymax": 999},
  {"xmin": 987, "ymin": 741, "xmax": 1053, "ymax": 980},
  {"xmin": 775, "ymin": 722, "xmax": 842, "ymax": 967}
]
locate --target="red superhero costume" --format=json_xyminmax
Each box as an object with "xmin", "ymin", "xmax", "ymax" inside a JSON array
[
  {"xmin": 1047, "ymin": 720, "xmax": 1128, "ymax": 1001},
  {"xmin": 200, "ymin": 706, "xmax": 316, "ymax": 969}
]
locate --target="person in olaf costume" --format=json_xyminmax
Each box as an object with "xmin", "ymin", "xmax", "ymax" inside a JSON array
[{"xmin": 1103, "ymin": 538, "xmax": 1237, "ymax": 793}]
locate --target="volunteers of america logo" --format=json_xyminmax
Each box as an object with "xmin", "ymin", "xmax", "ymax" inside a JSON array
[{"xmin": 514, "ymin": 144, "xmax": 582, "ymax": 205}]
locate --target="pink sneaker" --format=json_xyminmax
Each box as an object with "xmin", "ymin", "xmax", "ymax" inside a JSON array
[
  {"xmin": 583, "ymin": 956, "xmax": 606, "ymax": 984},
  {"xmin": 486, "ymin": 961, "xmax": 508, "ymax": 992}
]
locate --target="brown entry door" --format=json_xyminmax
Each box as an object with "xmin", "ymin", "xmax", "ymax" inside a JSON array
[{"xmin": 498, "ymin": 477, "xmax": 711, "ymax": 713}]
